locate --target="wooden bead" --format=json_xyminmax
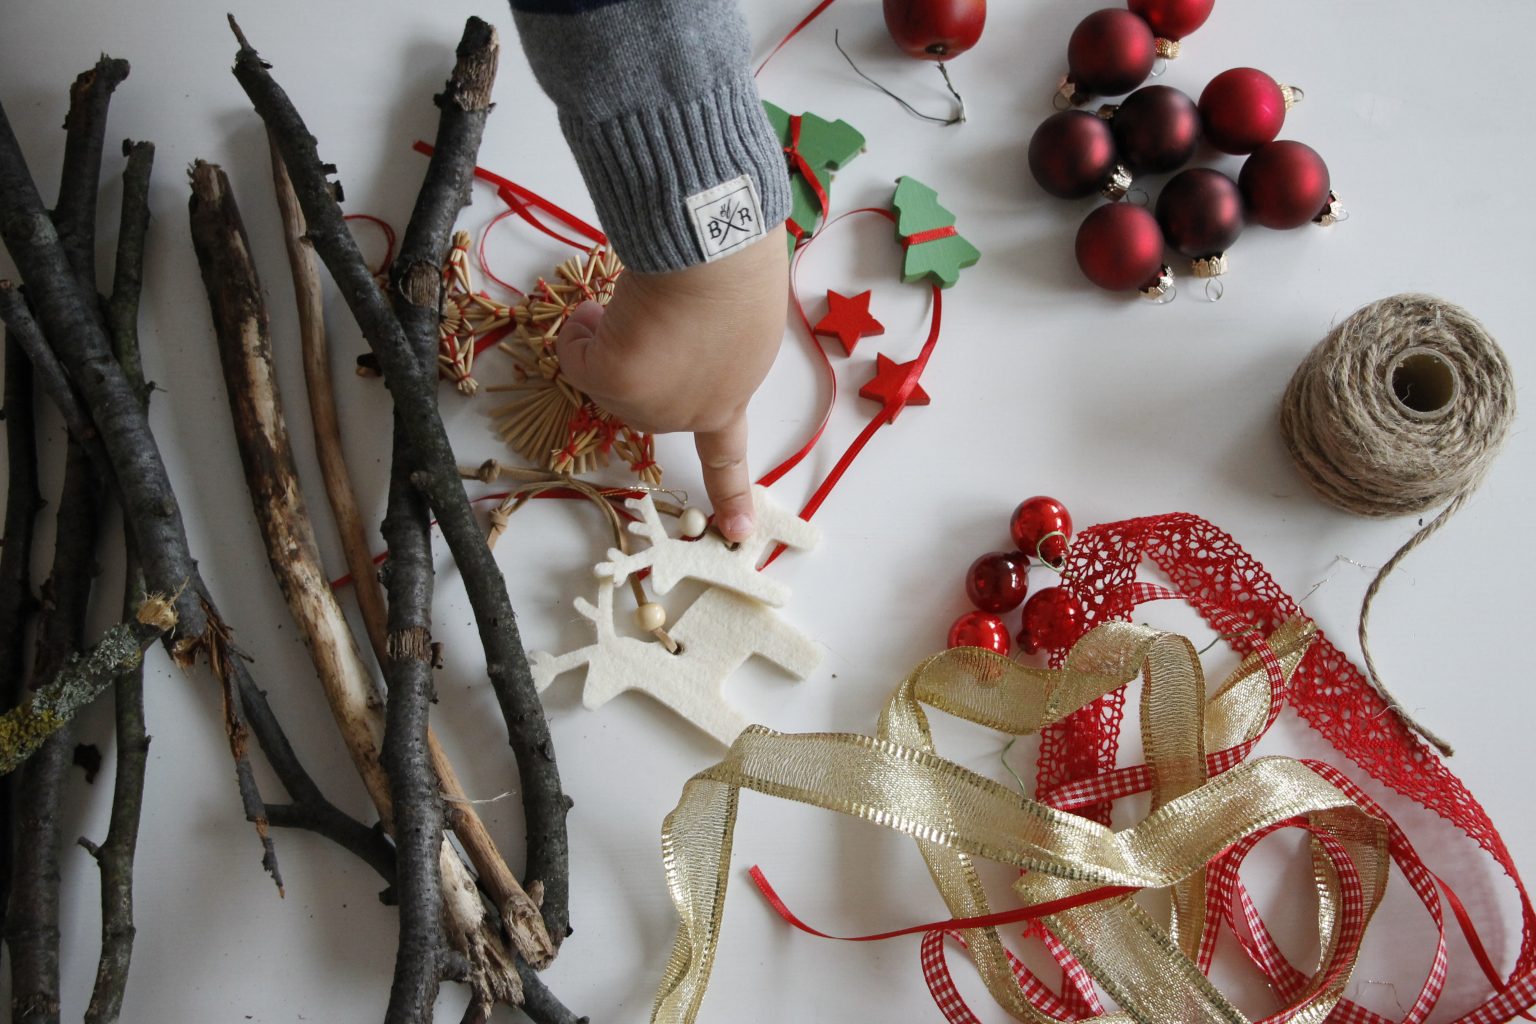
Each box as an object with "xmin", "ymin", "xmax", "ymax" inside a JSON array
[
  {"xmin": 635, "ymin": 602, "xmax": 667, "ymax": 632},
  {"xmin": 679, "ymin": 507, "xmax": 708, "ymax": 539}
]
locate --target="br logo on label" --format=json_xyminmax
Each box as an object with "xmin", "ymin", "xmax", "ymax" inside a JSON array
[{"xmin": 686, "ymin": 174, "xmax": 766, "ymax": 262}]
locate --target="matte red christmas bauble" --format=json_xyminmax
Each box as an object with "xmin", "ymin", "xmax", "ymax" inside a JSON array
[
  {"xmin": 1009, "ymin": 497, "xmax": 1073, "ymax": 565},
  {"xmin": 1017, "ymin": 587, "xmax": 1084, "ymax": 655},
  {"xmin": 948, "ymin": 610, "xmax": 1011, "ymax": 655},
  {"xmin": 1066, "ymin": 9, "xmax": 1156, "ymax": 100},
  {"xmin": 1075, "ymin": 203, "xmax": 1166, "ymax": 292},
  {"xmin": 965, "ymin": 551, "xmax": 1030, "ymax": 613},
  {"xmin": 1110, "ymin": 85, "xmax": 1201, "ymax": 176},
  {"xmin": 1127, "ymin": 0, "xmax": 1215, "ymax": 42},
  {"xmin": 1239, "ymin": 140, "xmax": 1331, "ymax": 229},
  {"xmin": 1199, "ymin": 67, "xmax": 1287, "ymax": 155},
  {"xmin": 1028, "ymin": 111, "xmax": 1119, "ymax": 199},
  {"xmin": 883, "ymin": 0, "xmax": 987, "ymax": 60},
  {"xmin": 1156, "ymin": 168, "xmax": 1243, "ymax": 259}
]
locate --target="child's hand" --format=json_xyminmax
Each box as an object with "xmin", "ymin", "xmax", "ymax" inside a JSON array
[{"xmin": 553, "ymin": 226, "xmax": 789, "ymax": 542}]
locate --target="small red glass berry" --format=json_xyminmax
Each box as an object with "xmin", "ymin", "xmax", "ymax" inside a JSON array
[
  {"xmin": 1017, "ymin": 587, "xmax": 1084, "ymax": 654},
  {"xmin": 965, "ymin": 551, "xmax": 1030, "ymax": 613},
  {"xmin": 1009, "ymin": 496, "xmax": 1073, "ymax": 565},
  {"xmin": 948, "ymin": 610, "xmax": 1012, "ymax": 655}
]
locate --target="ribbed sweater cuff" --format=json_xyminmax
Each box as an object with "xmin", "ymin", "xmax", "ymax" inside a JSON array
[{"xmin": 557, "ymin": 73, "xmax": 791, "ymax": 273}]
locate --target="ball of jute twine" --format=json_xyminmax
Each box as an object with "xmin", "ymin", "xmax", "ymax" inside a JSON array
[{"xmin": 1280, "ymin": 293, "xmax": 1516, "ymax": 756}]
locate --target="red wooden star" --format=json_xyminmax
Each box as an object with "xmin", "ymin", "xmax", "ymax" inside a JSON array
[
  {"xmin": 813, "ymin": 289, "xmax": 884, "ymax": 356},
  {"xmin": 858, "ymin": 353, "xmax": 931, "ymax": 421}
]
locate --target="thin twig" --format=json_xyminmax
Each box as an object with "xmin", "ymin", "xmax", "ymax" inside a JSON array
[
  {"xmin": 81, "ymin": 134, "xmax": 154, "ymax": 1024},
  {"xmin": 234, "ymin": 17, "xmax": 573, "ymax": 948},
  {"xmin": 0, "ymin": 333, "xmax": 42, "ymax": 936},
  {"xmin": 268, "ymin": 118, "xmax": 551, "ymax": 975},
  {"xmin": 0, "ymin": 92, "xmax": 385, "ymax": 892},
  {"xmin": 9, "ymin": 438, "xmax": 104, "ymax": 1024},
  {"xmin": 0, "ymin": 283, "xmax": 102, "ymax": 451},
  {"xmin": 10, "ymin": 68, "xmax": 120, "ymax": 1021}
]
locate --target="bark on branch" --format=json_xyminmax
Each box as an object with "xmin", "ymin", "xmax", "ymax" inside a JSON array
[{"xmin": 232, "ymin": 15, "xmax": 572, "ymax": 949}]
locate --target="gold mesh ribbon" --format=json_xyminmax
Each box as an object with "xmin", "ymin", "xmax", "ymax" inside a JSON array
[{"xmin": 651, "ymin": 619, "xmax": 1391, "ymax": 1023}]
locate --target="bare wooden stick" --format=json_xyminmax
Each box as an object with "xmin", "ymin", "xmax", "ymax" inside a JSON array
[
  {"xmin": 233, "ymin": 16, "xmax": 572, "ymax": 947},
  {"xmin": 0, "ymin": 333, "xmax": 42, "ymax": 935},
  {"xmin": 9, "ymin": 446, "xmax": 104, "ymax": 1024},
  {"xmin": 188, "ymin": 159, "xmax": 525, "ymax": 1016},
  {"xmin": 267, "ymin": 123, "xmax": 554, "ymax": 977},
  {"xmin": 0, "ymin": 91, "xmax": 407, "ymax": 895},
  {"xmin": 82, "ymin": 138, "xmax": 156, "ymax": 1024}
]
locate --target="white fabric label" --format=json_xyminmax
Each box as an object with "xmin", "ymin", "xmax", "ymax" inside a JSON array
[{"xmin": 684, "ymin": 174, "xmax": 766, "ymax": 262}]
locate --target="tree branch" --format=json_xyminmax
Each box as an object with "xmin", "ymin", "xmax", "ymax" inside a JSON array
[
  {"xmin": 0, "ymin": 91, "xmax": 388, "ymax": 893},
  {"xmin": 9, "ymin": 438, "xmax": 105, "ymax": 1024},
  {"xmin": 82, "ymin": 137, "xmax": 156, "ymax": 1024},
  {"xmin": 0, "ymin": 332, "xmax": 42, "ymax": 936},
  {"xmin": 233, "ymin": 15, "xmax": 573, "ymax": 949},
  {"xmin": 53, "ymin": 56, "xmax": 129, "ymax": 289}
]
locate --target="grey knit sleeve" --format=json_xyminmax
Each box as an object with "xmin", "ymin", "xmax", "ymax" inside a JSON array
[{"xmin": 508, "ymin": 0, "xmax": 792, "ymax": 273}]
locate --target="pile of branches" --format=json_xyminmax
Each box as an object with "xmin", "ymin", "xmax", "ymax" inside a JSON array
[{"xmin": 0, "ymin": 16, "xmax": 582, "ymax": 1023}]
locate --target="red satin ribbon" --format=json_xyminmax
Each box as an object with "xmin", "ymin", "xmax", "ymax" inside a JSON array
[
  {"xmin": 755, "ymin": 0, "xmax": 841, "ymax": 77},
  {"xmin": 412, "ymin": 140, "xmax": 607, "ymax": 248},
  {"xmin": 749, "ymin": 865, "xmax": 1135, "ymax": 942},
  {"xmin": 902, "ymin": 225, "xmax": 958, "ymax": 248},
  {"xmin": 784, "ymin": 114, "xmax": 831, "ymax": 240}
]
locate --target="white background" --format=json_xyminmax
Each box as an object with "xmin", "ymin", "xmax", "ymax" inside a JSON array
[{"xmin": 2, "ymin": 0, "xmax": 1534, "ymax": 1021}]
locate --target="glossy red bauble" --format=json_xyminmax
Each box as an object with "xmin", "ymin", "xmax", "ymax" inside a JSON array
[
  {"xmin": 1009, "ymin": 497, "xmax": 1073, "ymax": 565},
  {"xmin": 1028, "ymin": 110, "xmax": 1120, "ymax": 199},
  {"xmin": 965, "ymin": 551, "xmax": 1030, "ymax": 613},
  {"xmin": 1075, "ymin": 203, "xmax": 1166, "ymax": 293},
  {"xmin": 1156, "ymin": 168, "xmax": 1244, "ymax": 259},
  {"xmin": 1127, "ymin": 0, "xmax": 1215, "ymax": 42},
  {"xmin": 1017, "ymin": 587, "xmax": 1084, "ymax": 655},
  {"xmin": 1066, "ymin": 9, "xmax": 1156, "ymax": 100},
  {"xmin": 948, "ymin": 610, "xmax": 1011, "ymax": 655},
  {"xmin": 1199, "ymin": 67, "xmax": 1288, "ymax": 155},
  {"xmin": 1239, "ymin": 140, "xmax": 1331, "ymax": 229},
  {"xmin": 883, "ymin": 0, "xmax": 987, "ymax": 60},
  {"xmin": 1110, "ymin": 85, "xmax": 1202, "ymax": 176}
]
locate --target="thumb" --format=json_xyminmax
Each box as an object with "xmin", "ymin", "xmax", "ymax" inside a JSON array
[
  {"xmin": 696, "ymin": 412, "xmax": 755, "ymax": 542},
  {"xmin": 552, "ymin": 300, "xmax": 618, "ymax": 398}
]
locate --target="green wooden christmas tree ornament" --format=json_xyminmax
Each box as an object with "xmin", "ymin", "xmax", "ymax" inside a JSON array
[
  {"xmin": 764, "ymin": 101, "xmax": 866, "ymax": 256},
  {"xmin": 891, "ymin": 176, "xmax": 980, "ymax": 288}
]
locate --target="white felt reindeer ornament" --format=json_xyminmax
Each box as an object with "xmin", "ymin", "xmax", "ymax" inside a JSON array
[
  {"xmin": 529, "ymin": 579, "xmax": 820, "ymax": 745},
  {"xmin": 595, "ymin": 485, "xmax": 820, "ymax": 607}
]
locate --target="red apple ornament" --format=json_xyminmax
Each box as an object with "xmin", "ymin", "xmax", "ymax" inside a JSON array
[
  {"xmin": 949, "ymin": 610, "xmax": 1011, "ymax": 656},
  {"xmin": 1239, "ymin": 140, "xmax": 1332, "ymax": 229},
  {"xmin": 1075, "ymin": 204, "xmax": 1172, "ymax": 298},
  {"xmin": 884, "ymin": 0, "xmax": 987, "ymax": 59}
]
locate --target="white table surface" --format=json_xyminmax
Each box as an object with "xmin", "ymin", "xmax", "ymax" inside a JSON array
[{"xmin": 3, "ymin": 1, "xmax": 1533, "ymax": 1021}]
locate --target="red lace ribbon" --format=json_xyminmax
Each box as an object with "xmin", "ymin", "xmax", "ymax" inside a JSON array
[{"xmin": 918, "ymin": 514, "xmax": 1536, "ymax": 1024}]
